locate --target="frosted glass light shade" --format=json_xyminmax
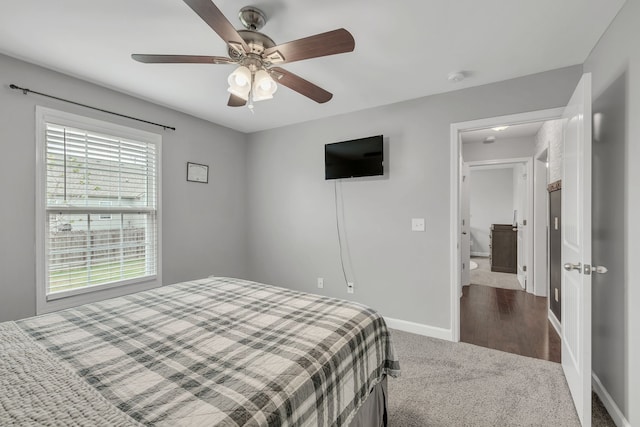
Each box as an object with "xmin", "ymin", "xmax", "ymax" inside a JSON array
[
  {"xmin": 227, "ymin": 66, "xmax": 251, "ymax": 100},
  {"xmin": 252, "ymin": 69, "xmax": 277, "ymax": 102}
]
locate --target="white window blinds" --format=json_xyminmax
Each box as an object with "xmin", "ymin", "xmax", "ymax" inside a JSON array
[{"xmin": 44, "ymin": 122, "xmax": 159, "ymax": 297}]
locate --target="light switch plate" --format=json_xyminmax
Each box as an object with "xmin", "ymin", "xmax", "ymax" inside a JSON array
[{"xmin": 412, "ymin": 218, "xmax": 425, "ymax": 232}]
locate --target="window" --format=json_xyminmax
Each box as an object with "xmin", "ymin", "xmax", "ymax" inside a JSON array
[{"xmin": 36, "ymin": 107, "xmax": 161, "ymax": 313}]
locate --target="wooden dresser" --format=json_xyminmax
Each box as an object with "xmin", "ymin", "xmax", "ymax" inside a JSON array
[{"xmin": 490, "ymin": 224, "xmax": 517, "ymax": 273}]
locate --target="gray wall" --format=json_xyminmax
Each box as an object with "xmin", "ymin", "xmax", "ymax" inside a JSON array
[
  {"xmin": 462, "ymin": 136, "xmax": 535, "ymax": 162},
  {"xmin": 0, "ymin": 53, "xmax": 249, "ymax": 322},
  {"xmin": 245, "ymin": 65, "xmax": 582, "ymax": 329},
  {"xmin": 469, "ymin": 168, "xmax": 515, "ymax": 255},
  {"xmin": 584, "ymin": 0, "xmax": 639, "ymax": 422}
]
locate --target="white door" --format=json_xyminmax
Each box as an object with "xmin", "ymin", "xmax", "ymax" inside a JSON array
[
  {"xmin": 561, "ymin": 73, "xmax": 592, "ymax": 427},
  {"xmin": 461, "ymin": 162, "xmax": 471, "ymax": 289}
]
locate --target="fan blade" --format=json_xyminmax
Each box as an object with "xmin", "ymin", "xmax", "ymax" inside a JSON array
[
  {"xmin": 270, "ymin": 67, "xmax": 332, "ymax": 103},
  {"xmin": 183, "ymin": 0, "xmax": 249, "ymax": 54},
  {"xmin": 228, "ymin": 94, "xmax": 247, "ymax": 107},
  {"xmin": 263, "ymin": 29, "xmax": 354, "ymax": 64},
  {"xmin": 132, "ymin": 54, "xmax": 235, "ymax": 64}
]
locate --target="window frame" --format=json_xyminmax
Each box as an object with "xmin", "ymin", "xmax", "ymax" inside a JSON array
[{"xmin": 35, "ymin": 106, "xmax": 162, "ymax": 314}]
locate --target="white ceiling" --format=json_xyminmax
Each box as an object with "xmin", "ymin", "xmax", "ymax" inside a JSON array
[
  {"xmin": 0, "ymin": 0, "xmax": 625, "ymax": 134},
  {"xmin": 461, "ymin": 121, "xmax": 545, "ymax": 143}
]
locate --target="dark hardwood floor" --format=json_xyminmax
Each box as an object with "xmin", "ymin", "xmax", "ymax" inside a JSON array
[{"xmin": 460, "ymin": 284, "xmax": 561, "ymax": 363}]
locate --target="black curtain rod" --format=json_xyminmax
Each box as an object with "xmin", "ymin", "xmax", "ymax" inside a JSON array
[{"xmin": 9, "ymin": 84, "xmax": 176, "ymax": 131}]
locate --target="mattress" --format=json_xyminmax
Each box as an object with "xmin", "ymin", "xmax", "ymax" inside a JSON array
[{"xmin": 1, "ymin": 277, "xmax": 400, "ymax": 426}]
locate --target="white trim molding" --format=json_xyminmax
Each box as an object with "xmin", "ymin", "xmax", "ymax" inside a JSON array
[
  {"xmin": 548, "ymin": 310, "xmax": 562, "ymax": 336},
  {"xmin": 592, "ymin": 373, "xmax": 631, "ymax": 427},
  {"xmin": 384, "ymin": 317, "xmax": 453, "ymax": 341}
]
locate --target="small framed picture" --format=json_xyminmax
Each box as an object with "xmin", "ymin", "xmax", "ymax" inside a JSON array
[{"xmin": 187, "ymin": 162, "xmax": 209, "ymax": 183}]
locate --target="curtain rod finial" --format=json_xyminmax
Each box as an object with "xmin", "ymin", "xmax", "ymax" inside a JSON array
[{"xmin": 9, "ymin": 84, "xmax": 28, "ymax": 94}]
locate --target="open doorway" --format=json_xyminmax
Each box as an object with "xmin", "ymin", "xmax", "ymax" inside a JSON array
[
  {"xmin": 451, "ymin": 110, "xmax": 566, "ymax": 364},
  {"xmin": 459, "ymin": 122, "xmax": 560, "ymax": 361},
  {"xmin": 464, "ymin": 160, "xmax": 530, "ymax": 292}
]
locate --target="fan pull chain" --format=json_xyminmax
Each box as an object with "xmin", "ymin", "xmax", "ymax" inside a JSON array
[{"xmin": 248, "ymin": 73, "xmax": 255, "ymax": 113}]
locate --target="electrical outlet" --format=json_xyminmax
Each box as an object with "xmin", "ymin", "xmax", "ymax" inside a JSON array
[
  {"xmin": 554, "ymin": 288, "xmax": 559, "ymax": 302},
  {"xmin": 317, "ymin": 278, "xmax": 324, "ymax": 289},
  {"xmin": 347, "ymin": 282, "xmax": 354, "ymax": 294}
]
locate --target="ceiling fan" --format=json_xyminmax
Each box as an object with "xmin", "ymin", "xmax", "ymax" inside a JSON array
[{"xmin": 132, "ymin": 0, "xmax": 355, "ymax": 109}]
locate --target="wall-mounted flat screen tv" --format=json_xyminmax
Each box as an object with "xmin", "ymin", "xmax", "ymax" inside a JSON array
[{"xmin": 325, "ymin": 135, "xmax": 383, "ymax": 180}]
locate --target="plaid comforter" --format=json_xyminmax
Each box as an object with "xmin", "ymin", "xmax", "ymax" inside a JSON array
[{"xmin": 16, "ymin": 277, "xmax": 400, "ymax": 426}]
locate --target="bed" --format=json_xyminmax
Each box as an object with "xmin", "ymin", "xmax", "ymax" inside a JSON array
[{"xmin": 0, "ymin": 277, "xmax": 400, "ymax": 426}]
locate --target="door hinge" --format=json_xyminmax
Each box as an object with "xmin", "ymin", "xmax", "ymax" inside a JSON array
[
  {"xmin": 523, "ymin": 265, "xmax": 527, "ymax": 272},
  {"xmin": 523, "ymin": 219, "xmax": 527, "ymax": 226}
]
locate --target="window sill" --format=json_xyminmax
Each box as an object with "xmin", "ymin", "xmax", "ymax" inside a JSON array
[
  {"xmin": 37, "ymin": 276, "xmax": 161, "ymax": 315},
  {"xmin": 46, "ymin": 275, "xmax": 157, "ymax": 301}
]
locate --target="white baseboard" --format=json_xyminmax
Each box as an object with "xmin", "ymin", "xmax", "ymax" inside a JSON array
[
  {"xmin": 548, "ymin": 310, "xmax": 561, "ymax": 336},
  {"xmin": 592, "ymin": 372, "xmax": 630, "ymax": 427},
  {"xmin": 470, "ymin": 251, "xmax": 490, "ymax": 257},
  {"xmin": 384, "ymin": 316, "xmax": 453, "ymax": 341}
]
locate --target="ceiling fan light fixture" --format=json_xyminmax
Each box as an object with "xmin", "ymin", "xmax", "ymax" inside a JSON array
[
  {"xmin": 227, "ymin": 66, "xmax": 252, "ymax": 100},
  {"xmin": 132, "ymin": 2, "xmax": 355, "ymax": 108},
  {"xmin": 252, "ymin": 69, "xmax": 277, "ymax": 102}
]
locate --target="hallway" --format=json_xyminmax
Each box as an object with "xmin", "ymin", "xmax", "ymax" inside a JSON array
[{"xmin": 460, "ymin": 284, "xmax": 561, "ymax": 362}]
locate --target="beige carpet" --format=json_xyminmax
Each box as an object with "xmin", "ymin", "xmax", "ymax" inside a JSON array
[
  {"xmin": 387, "ymin": 329, "xmax": 615, "ymax": 426},
  {"xmin": 470, "ymin": 256, "xmax": 523, "ymax": 291}
]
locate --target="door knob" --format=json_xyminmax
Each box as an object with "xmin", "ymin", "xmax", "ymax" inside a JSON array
[
  {"xmin": 593, "ymin": 265, "xmax": 608, "ymax": 274},
  {"xmin": 462, "ymin": 231, "xmax": 467, "ymax": 235},
  {"xmin": 563, "ymin": 262, "xmax": 582, "ymax": 273}
]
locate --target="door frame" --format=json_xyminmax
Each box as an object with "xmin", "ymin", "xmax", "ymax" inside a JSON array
[
  {"xmin": 449, "ymin": 107, "xmax": 564, "ymax": 341},
  {"xmin": 465, "ymin": 158, "xmax": 533, "ymax": 291},
  {"xmin": 460, "ymin": 162, "xmax": 471, "ymax": 290},
  {"xmin": 533, "ymin": 147, "xmax": 550, "ymax": 298}
]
